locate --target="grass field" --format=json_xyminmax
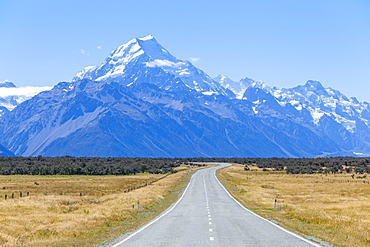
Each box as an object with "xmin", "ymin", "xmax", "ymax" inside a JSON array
[
  {"xmin": 0, "ymin": 165, "xmax": 199, "ymax": 246},
  {"xmin": 217, "ymin": 164, "xmax": 370, "ymax": 247},
  {"xmin": 3, "ymin": 162, "xmax": 368, "ymax": 246}
]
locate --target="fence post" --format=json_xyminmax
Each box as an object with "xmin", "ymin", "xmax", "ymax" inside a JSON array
[
  {"xmin": 274, "ymin": 198, "xmax": 278, "ymax": 210},
  {"xmin": 137, "ymin": 200, "xmax": 140, "ymax": 214}
]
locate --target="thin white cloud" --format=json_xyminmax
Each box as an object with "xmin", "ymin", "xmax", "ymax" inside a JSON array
[
  {"xmin": 0, "ymin": 86, "xmax": 53, "ymax": 98},
  {"xmin": 80, "ymin": 49, "xmax": 89, "ymax": 56},
  {"xmin": 144, "ymin": 59, "xmax": 185, "ymax": 68},
  {"xmin": 97, "ymin": 45, "xmax": 102, "ymax": 49},
  {"xmin": 190, "ymin": 57, "xmax": 200, "ymax": 63}
]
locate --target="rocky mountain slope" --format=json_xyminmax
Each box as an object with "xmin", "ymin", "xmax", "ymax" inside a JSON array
[{"xmin": 0, "ymin": 35, "xmax": 368, "ymax": 157}]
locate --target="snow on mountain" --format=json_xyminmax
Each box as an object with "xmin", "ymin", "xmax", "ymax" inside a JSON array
[
  {"xmin": 214, "ymin": 75, "xmax": 272, "ymax": 99},
  {"xmin": 0, "ymin": 35, "xmax": 340, "ymax": 158},
  {"xmin": 240, "ymin": 78, "xmax": 370, "ymax": 155},
  {"xmin": 73, "ymin": 35, "xmax": 231, "ymax": 96},
  {"xmin": 269, "ymin": 80, "xmax": 369, "ymax": 132},
  {"xmin": 213, "ymin": 75, "xmax": 249, "ymax": 99},
  {"xmin": 0, "ymin": 81, "xmax": 52, "ymax": 110},
  {"xmin": 214, "ymin": 75, "xmax": 239, "ymax": 93},
  {"xmin": 0, "ymin": 35, "xmax": 369, "ymax": 157},
  {"xmin": 0, "ymin": 76, "xmax": 340, "ymax": 157},
  {"xmin": 222, "ymin": 76, "xmax": 369, "ymax": 132},
  {"xmin": 213, "ymin": 73, "xmax": 370, "ymax": 155}
]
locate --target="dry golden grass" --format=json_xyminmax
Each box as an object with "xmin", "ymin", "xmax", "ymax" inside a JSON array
[
  {"xmin": 0, "ymin": 165, "xmax": 199, "ymax": 246},
  {"xmin": 217, "ymin": 164, "xmax": 370, "ymax": 247}
]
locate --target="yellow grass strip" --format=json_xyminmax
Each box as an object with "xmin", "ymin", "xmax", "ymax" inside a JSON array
[
  {"xmin": 0, "ymin": 166, "xmax": 200, "ymax": 246},
  {"xmin": 217, "ymin": 164, "xmax": 370, "ymax": 247}
]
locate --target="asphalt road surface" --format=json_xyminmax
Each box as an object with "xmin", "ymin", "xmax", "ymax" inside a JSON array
[{"xmin": 112, "ymin": 164, "xmax": 321, "ymax": 247}]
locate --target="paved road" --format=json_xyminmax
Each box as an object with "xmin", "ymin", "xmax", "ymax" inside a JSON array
[{"xmin": 112, "ymin": 164, "xmax": 320, "ymax": 247}]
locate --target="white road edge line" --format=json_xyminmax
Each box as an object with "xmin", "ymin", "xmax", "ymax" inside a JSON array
[
  {"xmin": 214, "ymin": 165, "xmax": 322, "ymax": 247},
  {"xmin": 111, "ymin": 172, "xmax": 197, "ymax": 247}
]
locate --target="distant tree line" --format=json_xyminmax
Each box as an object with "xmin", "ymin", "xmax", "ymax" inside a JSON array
[
  {"xmin": 237, "ymin": 157, "xmax": 370, "ymax": 174},
  {"xmin": 0, "ymin": 156, "xmax": 181, "ymax": 175},
  {"xmin": 1, "ymin": 156, "xmax": 369, "ymax": 176},
  {"xmin": 177, "ymin": 157, "xmax": 370, "ymax": 174}
]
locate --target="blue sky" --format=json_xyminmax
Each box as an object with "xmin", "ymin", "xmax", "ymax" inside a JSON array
[{"xmin": 1, "ymin": 0, "xmax": 370, "ymax": 101}]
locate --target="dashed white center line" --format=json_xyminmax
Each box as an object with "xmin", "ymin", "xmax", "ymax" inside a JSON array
[{"xmin": 204, "ymin": 172, "xmax": 215, "ymax": 243}]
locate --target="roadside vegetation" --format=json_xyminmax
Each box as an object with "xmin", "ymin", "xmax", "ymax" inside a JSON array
[
  {"xmin": 183, "ymin": 156, "xmax": 370, "ymax": 175},
  {"xmin": 217, "ymin": 163, "xmax": 370, "ymax": 247},
  {"xmin": 0, "ymin": 156, "xmax": 180, "ymax": 175},
  {"xmin": 0, "ymin": 160, "xmax": 205, "ymax": 246},
  {"xmin": 1, "ymin": 156, "xmax": 369, "ymax": 246}
]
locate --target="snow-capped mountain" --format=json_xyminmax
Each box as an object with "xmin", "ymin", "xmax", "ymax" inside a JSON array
[
  {"xmin": 0, "ymin": 35, "xmax": 368, "ymax": 157},
  {"xmin": 74, "ymin": 35, "xmax": 232, "ymax": 97},
  {"xmin": 0, "ymin": 81, "xmax": 52, "ymax": 111},
  {"xmin": 213, "ymin": 75, "xmax": 244, "ymax": 98},
  {"xmin": 221, "ymin": 77, "xmax": 370, "ymax": 155},
  {"xmin": 213, "ymin": 75, "xmax": 269, "ymax": 100},
  {"xmin": 270, "ymin": 81, "xmax": 370, "ymax": 155},
  {"xmin": 0, "ymin": 81, "xmax": 16, "ymax": 88},
  {"xmin": 0, "ymin": 81, "xmax": 17, "ymax": 112},
  {"xmin": 217, "ymin": 76, "xmax": 370, "ymax": 131},
  {"xmin": 271, "ymin": 80, "xmax": 369, "ymax": 131}
]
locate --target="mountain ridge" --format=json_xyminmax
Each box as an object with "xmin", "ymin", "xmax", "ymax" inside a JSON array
[{"xmin": 0, "ymin": 35, "xmax": 369, "ymax": 157}]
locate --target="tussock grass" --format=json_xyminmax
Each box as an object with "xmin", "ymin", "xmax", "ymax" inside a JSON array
[
  {"xmin": 0, "ymin": 166, "xmax": 198, "ymax": 246},
  {"xmin": 217, "ymin": 164, "xmax": 370, "ymax": 247}
]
